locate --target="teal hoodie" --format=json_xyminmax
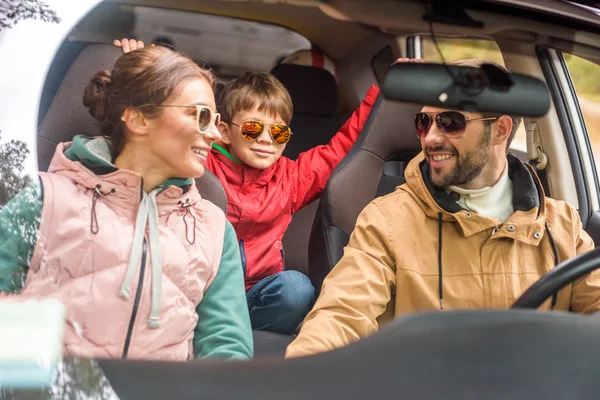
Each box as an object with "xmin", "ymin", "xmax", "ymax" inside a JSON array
[{"xmin": 0, "ymin": 135, "xmax": 253, "ymax": 361}]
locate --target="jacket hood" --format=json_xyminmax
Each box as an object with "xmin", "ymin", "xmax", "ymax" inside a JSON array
[{"xmin": 64, "ymin": 135, "xmax": 194, "ymax": 190}]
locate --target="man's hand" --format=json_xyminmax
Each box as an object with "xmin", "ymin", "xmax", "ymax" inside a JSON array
[
  {"xmin": 112, "ymin": 38, "xmax": 152, "ymax": 54},
  {"xmin": 392, "ymin": 57, "xmax": 425, "ymax": 65}
]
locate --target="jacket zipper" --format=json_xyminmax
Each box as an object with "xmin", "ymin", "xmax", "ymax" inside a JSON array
[
  {"xmin": 122, "ymin": 239, "xmax": 147, "ymax": 359},
  {"xmin": 239, "ymin": 239, "xmax": 247, "ymax": 277},
  {"xmin": 491, "ymin": 225, "xmax": 501, "ymax": 235},
  {"xmin": 122, "ymin": 180, "xmax": 147, "ymax": 359}
]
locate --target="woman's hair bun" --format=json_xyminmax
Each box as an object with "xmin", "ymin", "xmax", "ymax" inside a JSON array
[{"xmin": 83, "ymin": 70, "xmax": 112, "ymax": 121}]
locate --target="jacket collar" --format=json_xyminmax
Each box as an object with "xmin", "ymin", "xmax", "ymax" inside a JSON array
[
  {"xmin": 211, "ymin": 144, "xmax": 277, "ymax": 187},
  {"xmin": 48, "ymin": 136, "xmax": 200, "ymax": 209},
  {"xmin": 62, "ymin": 135, "xmax": 194, "ymax": 194},
  {"xmin": 403, "ymin": 152, "xmax": 547, "ymax": 244}
]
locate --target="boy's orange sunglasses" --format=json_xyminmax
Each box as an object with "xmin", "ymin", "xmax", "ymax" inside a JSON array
[{"xmin": 231, "ymin": 121, "xmax": 293, "ymax": 145}]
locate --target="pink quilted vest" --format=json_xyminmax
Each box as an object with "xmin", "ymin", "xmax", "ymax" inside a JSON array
[{"xmin": 18, "ymin": 142, "xmax": 226, "ymax": 361}]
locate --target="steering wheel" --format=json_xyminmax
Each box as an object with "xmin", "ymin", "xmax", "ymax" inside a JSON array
[{"xmin": 512, "ymin": 247, "xmax": 600, "ymax": 308}]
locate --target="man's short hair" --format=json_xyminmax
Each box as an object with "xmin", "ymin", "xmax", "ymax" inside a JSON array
[
  {"xmin": 219, "ymin": 72, "xmax": 293, "ymax": 125},
  {"xmin": 450, "ymin": 58, "xmax": 522, "ymax": 152}
]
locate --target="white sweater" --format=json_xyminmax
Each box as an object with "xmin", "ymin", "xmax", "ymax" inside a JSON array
[{"xmin": 448, "ymin": 165, "xmax": 514, "ymax": 223}]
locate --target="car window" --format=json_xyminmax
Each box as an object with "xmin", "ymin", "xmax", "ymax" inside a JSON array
[
  {"xmin": 563, "ymin": 53, "xmax": 600, "ymax": 168},
  {"xmin": 421, "ymin": 37, "xmax": 505, "ymax": 66}
]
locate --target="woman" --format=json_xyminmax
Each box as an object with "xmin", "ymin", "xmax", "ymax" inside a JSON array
[{"xmin": 0, "ymin": 46, "xmax": 253, "ymax": 361}]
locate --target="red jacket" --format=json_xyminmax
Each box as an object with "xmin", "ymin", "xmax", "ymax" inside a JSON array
[{"xmin": 206, "ymin": 85, "xmax": 379, "ymax": 290}]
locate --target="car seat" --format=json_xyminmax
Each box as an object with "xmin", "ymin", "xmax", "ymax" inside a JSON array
[
  {"xmin": 271, "ymin": 49, "xmax": 341, "ymax": 279},
  {"xmin": 308, "ymin": 92, "xmax": 423, "ymax": 294}
]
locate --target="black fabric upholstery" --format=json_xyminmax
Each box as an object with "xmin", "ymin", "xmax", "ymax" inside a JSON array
[
  {"xmin": 375, "ymin": 157, "xmax": 410, "ymax": 198},
  {"xmin": 99, "ymin": 310, "xmax": 600, "ymax": 400},
  {"xmin": 281, "ymin": 201, "xmax": 319, "ymax": 275},
  {"xmin": 253, "ymin": 330, "xmax": 296, "ymax": 358},
  {"xmin": 309, "ymin": 94, "xmax": 422, "ymax": 292},
  {"xmin": 308, "ymin": 221, "xmax": 349, "ymax": 290},
  {"xmin": 36, "ymin": 43, "xmax": 228, "ymax": 213},
  {"xmin": 271, "ymin": 64, "xmax": 338, "ymax": 117},
  {"xmin": 282, "ymin": 115, "xmax": 341, "ymax": 161}
]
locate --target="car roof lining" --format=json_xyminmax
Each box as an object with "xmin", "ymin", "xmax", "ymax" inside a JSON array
[
  {"xmin": 105, "ymin": 0, "xmax": 379, "ymax": 60},
  {"xmin": 107, "ymin": 0, "xmax": 600, "ymax": 62}
]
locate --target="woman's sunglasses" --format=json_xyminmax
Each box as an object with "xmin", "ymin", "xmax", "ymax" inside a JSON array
[
  {"xmin": 415, "ymin": 111, "xmax": 499, "ymax": 140},
  {"xmin": 231, "ymin": 121, "xmax": 292, "ymax": 145},
  {"xmin": 158, "ymin": 104, "xmax": 221, "ymax": 134}
]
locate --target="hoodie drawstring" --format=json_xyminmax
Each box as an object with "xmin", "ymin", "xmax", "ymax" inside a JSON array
[
  {"xmin": 178, "ymin": 199, "xmax": 196, "ymax": 244},
  {"xmin": 91, "ymin": 184, "xmax": 116, "ymax": 234},
  {"xmin": 119, "ymin": 188, "xmax": 163, "ymax": 328},
  {"xmin": 437, "ymin": 212, "xmax": 444, "ymax": 310},
  {"xmin": 545, "ymin": 222, "xmax": 559, "ymax": 309}
]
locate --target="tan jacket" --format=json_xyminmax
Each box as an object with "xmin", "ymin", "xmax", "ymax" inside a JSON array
[{"xmin": 286, "ymin": 153, "xmax": 599, "ymax": 358}]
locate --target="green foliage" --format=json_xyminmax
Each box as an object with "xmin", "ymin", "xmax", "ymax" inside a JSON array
[{"xmin": 0, "ymin": 133, "xmax": 33, "ymax": 207}]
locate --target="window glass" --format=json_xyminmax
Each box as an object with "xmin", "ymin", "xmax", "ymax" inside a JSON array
[
  {"xmin": 563, "ymin": 53, "xmax": 600, "ymax": 165},
  {"xmin": 422, "ymin": 37, "xmax": 505, "ymax": 66}
]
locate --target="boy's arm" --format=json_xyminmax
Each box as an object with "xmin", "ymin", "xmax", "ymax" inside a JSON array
[
  {"xmin": 0, "ymin": 183, "xmax": 43, "ymax": 294},
  {"xmin": 290, "ymin": 85, "xmax": 379, "ymax": 212},
  {"xmin": 193, "ymin": 220, "xmax": 253, "ymax": 361}
]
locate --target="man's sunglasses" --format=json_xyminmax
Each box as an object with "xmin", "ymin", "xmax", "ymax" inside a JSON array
[
  {"xmin": 415, "ymin": 111, "xmax": 499, "ymax": 140},
  {"xmin": 231, "ymin": 121, "xmax": 292, "ymax": 145},
  {"xmin": 157, "ymin": 104, "xmax": 221, "ymax": 134}
]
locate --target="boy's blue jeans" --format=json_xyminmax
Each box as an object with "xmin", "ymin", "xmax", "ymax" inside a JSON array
[{"xmin": 246, "ymin": 270, "xmax": 315, "ymax": 334}]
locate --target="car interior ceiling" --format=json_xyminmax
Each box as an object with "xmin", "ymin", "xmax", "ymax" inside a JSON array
[{"xmin": 32, "ymin": 0, "xmax": 600, "ymax": 358}]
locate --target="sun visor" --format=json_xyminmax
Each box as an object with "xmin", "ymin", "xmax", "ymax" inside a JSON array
[{"xmin": 382, "ymin": 63, "xmax": 551, "ymax": 117}]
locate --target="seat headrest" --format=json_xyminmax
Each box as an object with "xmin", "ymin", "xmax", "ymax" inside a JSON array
[
  {"xmin": 38, "ymin": 43, "xmax": 122, "ymax": 171},
  {"xmin": 271, "ymin": 64, "xmax": 338, "ymax": 118},
  {"xmin": 351, "ymin": 94, "xmax": 423, "ymax": 160},
  {"xmin": 322, "ymin": 94, "xmax": 423, "ymax": 236}
]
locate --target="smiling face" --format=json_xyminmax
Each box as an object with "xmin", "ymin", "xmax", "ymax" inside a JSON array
[
  {"xmin": 420, "ymin": 106, "xmax": 495, "ymax": 189},
  {"xmin": 220, "ymin": 105, "xmax": 287, "ymax": 169},
  {"xmin": 144, "ymin": 78, "xmax": 221, "ymax": 179}
]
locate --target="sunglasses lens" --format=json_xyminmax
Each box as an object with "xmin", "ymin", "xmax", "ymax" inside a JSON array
[
  {"xmin": 270, "ymin": 125, "xmax": 291, "ymax": 144},
  {"xmin": 437, "ymin": 111, "xmax": 467, "ymax": 136},
  {"xmin": 197, "ymin": 107, "xmax": 211, "ymax": 133},
  {"xmin": 415, "ymin": 113, "xmax": 432, "ymax": 139},
  {"xmin": 241, "ymin": 121, "xmax": 264, "ymax": 141}
]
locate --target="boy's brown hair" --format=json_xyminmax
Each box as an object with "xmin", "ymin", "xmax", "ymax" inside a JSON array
[{"xmin": 219, "ymin": 72, "xmax": 293, "ymax": 125}]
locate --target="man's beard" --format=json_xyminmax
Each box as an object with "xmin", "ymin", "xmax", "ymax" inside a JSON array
[{"xmin": 428, "ymin": 125, "xmax": 491, "ymax": 188}]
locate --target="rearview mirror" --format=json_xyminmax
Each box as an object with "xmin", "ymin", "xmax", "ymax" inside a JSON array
[{"xmin": 382, "ymin": 63, "xmax": 551, "ymax": 117}]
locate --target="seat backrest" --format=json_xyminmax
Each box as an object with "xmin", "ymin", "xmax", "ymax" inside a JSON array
[
  {"xmin": 271, "ymin": 63, "xmax": 341, "ymax": 275},
  {"xmin": 308, "ymin": 93, "xmax": 423, "ymax": 292},
  {"xmin": 37, "ymin": 43, "xmax": 227, "ymax": 213}
]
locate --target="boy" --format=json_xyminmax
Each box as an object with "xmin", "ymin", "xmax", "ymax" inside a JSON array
[{"xmin": 115, "ymin": 39, "xmax": 378, "ymax": 334}]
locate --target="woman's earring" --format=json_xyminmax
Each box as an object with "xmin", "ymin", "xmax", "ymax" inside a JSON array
[{"xmin": 121, "ymin": 116, "xmax": 125, "ymax": 122}]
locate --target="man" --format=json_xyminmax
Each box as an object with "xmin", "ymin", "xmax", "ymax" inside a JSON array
[{"xmin": 286, "ymin": 58, "xmax": 600, "ymax": 358}]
